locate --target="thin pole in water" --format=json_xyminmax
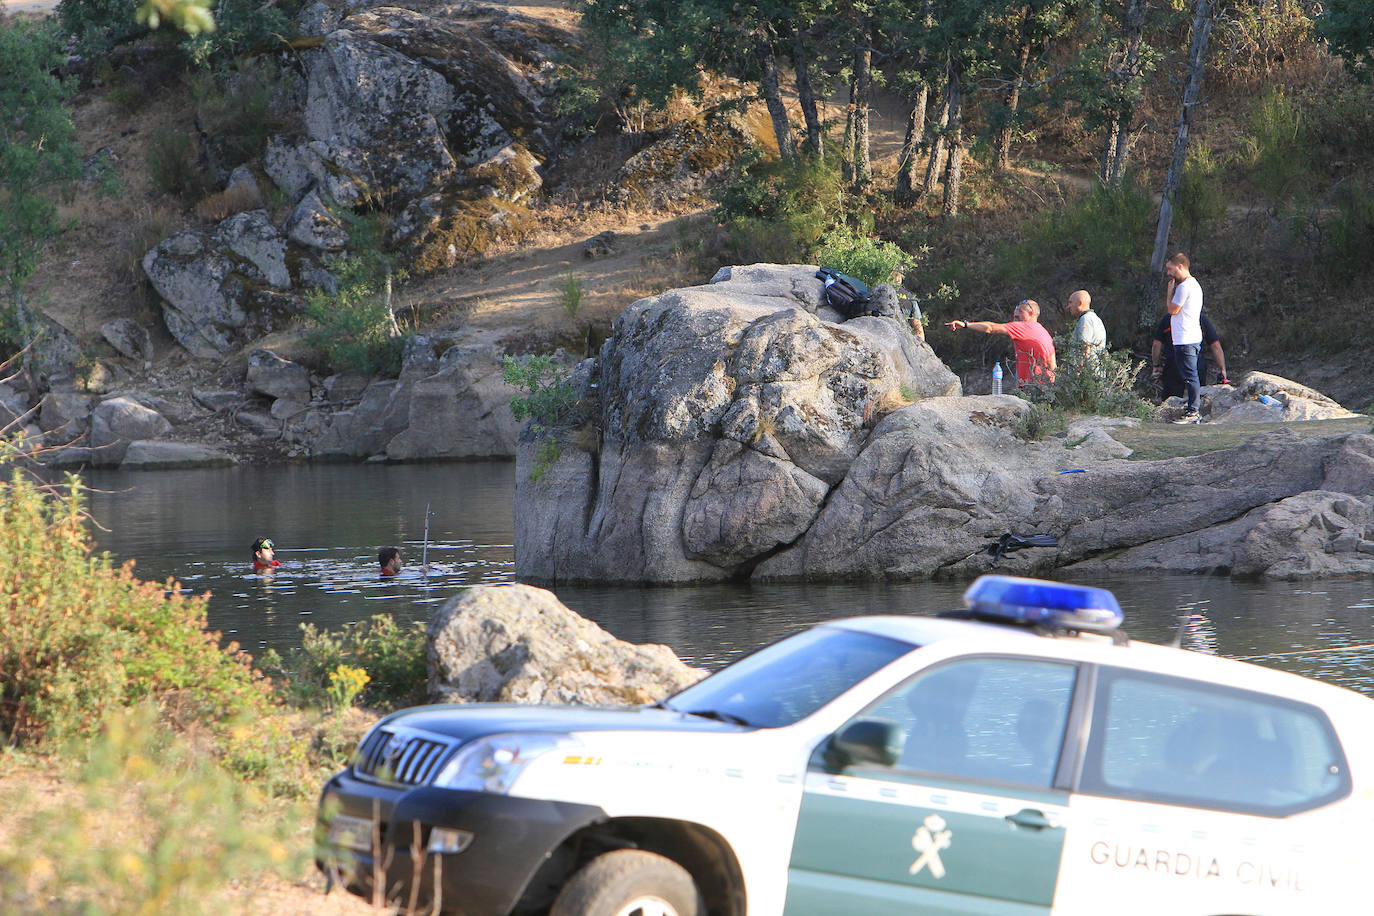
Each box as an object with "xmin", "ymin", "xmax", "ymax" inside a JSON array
[{"xmin": 422, "ymin": 503, "xmax": 434, "ymax": 575}]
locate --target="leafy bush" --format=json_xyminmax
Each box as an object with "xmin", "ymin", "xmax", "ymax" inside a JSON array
[
  {"xmin": 502, "ymin": 354, "xmax": 578, "ymax": 427},
  {"xmin": 180, "ymin": 0, "xmax": 298, "ymax": 66},
  {"xmin": 0, "ymin": 705, "xmax": 307, "ymax": 916},
  {"xmin": 1240, "ymin": 89, "xmax": 1310, "ymax": 203},
  {"xmin": 261, "ymin": 615, "xmax": 428, "ymax": 711},
  {"xmin": 713, "ymin": 152, "xmax": 847, "ymax": 263},
  {"xmin": 304, "ymin": 213, "xmax": 407, "ymax": 375},
  {"xmin": 813, "ymin": 225, "xmax": 915, "ymax": 288},
  {"xmin": 0, "ymin": 467, "xmax": 306, "ymax": 789},
  {"xmin": 188, "ymin": 59, "xmax": 288, "ymax": 169},
  {"xmin": 560, "ymin": 272, "xmax": 584, "ymax": 317},
  {"xmin": 1176, "ymin": 142, "xmax": 1228, "ymax": 254},
  {"xmin": 57, "ymin": 0, "xmax": 144, "ymax": 58},
  {"xmin": 1024, "ymin": 338, "xmax": 1154, "ymax": 419},
  {"xmin": 146, "ymin": 125, "xmax": 209, "ymax": 198},
  {"xmin": 1321, "ymin": 180, "xmax": 1374, "ymax": 280}
]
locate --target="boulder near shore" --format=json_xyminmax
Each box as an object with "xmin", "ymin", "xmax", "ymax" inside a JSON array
[{"xmin": 515, "ymin": 264, "xmax": 1374, "ymax": 583}]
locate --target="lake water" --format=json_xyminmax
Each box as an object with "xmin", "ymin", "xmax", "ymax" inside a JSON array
[{"xmin": 84, "ymin": 462, "xmax": 1374, "ymax": 695}]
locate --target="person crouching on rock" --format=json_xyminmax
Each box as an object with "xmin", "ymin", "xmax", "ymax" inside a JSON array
[
  {"xmin": 946, "ymin": 299, "xmax": 1056, "ymax": 387},
  {"xmin": 252, "ymin": 537, "xmax": 281, "ymax": 572},
  {"xmin": 379, "ymin": 546, "xmax": 402, "ymax": 577}
]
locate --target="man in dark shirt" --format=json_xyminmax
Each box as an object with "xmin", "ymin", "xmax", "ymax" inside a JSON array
[{"xmin": 1152, "ymin": 313, "xmax": 1230, "ymax": 399}]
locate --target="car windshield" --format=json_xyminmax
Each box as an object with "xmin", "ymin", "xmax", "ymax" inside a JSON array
[{"xmin": 662, "ymin": 626, "xmax": 915, "ymax": 728}]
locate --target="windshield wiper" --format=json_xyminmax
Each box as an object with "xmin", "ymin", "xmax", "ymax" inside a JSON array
[{"xmin": 683, "ymin": 708, "xmax": 754, "ymax": 727}]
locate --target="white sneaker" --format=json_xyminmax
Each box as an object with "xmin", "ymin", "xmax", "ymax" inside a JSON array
[{"xmin": 1171, "ymin": 411, "xmax": 1201, "ymax": 425}]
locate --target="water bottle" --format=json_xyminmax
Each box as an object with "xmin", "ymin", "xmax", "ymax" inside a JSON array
[
  {"xmin": 992, "ymin": 362, "xmax": 1003, "ymax": 396},
  {"xmin": 1257, "ymin": 394, "xmax": 1278, "ymax": 408}
]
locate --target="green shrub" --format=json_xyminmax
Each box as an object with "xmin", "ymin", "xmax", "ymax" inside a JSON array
[
  {"xmin": 813, "ymin": 225, "xmax": 915, "ymax": 288},
  {"xmin": 1024, "ymin": 339, "xmax": 1154, "ymax": 419},
  {"xmin": 146, "ymin": 125, "xmax": 208, "ymax": 198},
  {"xmin": 180, "ymin": 0, "xmax": 295, "ymax": 65},
  {"xmin": 0, "ymin": 467, "xmax": 306, "ymax": 789},
  {"xmin": 57, "ymin": 0, "xmax": 144, "ymax": 58},
  {"xmin": 304, "ymin": 215, "xmax": 407, "ymax": 375},
  {"xmin": 262, "ymin": 615, "xmax": 428, "ymax": 711},
  {"xmin": 502, "ymin": 354, "xmax": 578, "ymax": 427},
  {"xmin": 1321, "ymin": 180, "xmax": 1374, "ymax": 280},
  {"xmin": 1176, "ymin": 142, "xmax": 1228, "ymax": 254},
  {"xmin": 0, "ymin": 705, "xmax": 307, "ymax": 916},
  {"xmin": 1015, "ymin": 401, "xmax": 1067, "ymax": 441},
  {"xmin": 713, "ymin": 152, "xmax": 847, "ymax": 263},
  {"xmin": 560, "ymin": 272, "xmax": 584, "ymax": 317},
  {"xmin": 1240, "ymin": 89, "xmax": 1310, "ymax": 203},
  {"xmin": 188, "ymin": 59, "xmax": 287, "ymax": 169}
]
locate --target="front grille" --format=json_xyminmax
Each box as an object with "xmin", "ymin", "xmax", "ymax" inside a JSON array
[{"xmin": 354, "ymin": 727, "xmax": 457, "ymax": 786}]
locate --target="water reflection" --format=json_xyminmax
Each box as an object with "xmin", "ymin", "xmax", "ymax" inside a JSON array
[{"xmin": 84, "ymin": 462, "xmax": 1374, "ymax": 697}]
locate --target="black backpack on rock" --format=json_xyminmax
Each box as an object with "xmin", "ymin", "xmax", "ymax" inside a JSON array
[{"xmin": 816, "ymin": 267, "xmax": 873, "ymax": 319}]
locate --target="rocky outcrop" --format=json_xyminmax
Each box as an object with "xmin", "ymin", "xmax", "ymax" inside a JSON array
[
  {"xmin": 90, "ymin": 396, "xmax": 173, "ymax": 467},
  {"xmin": 515, "ymin": 264, "xmax": 961, "ymax": 583},
  {"xmin": 120, "ymin": 440, "xmax": 237, "ymax": 469},
  {"xmin": 1187, "ymin": 371, "xmax": 1364, "ymax": 423},
  {"xmin": 427, "ymin": 583, "xmax": 705, "ymax": 705},
  {"xmin": 141, "ymin": 210, "xmax": 304, "ymax": 358},
  {"xmin": 515, "ymin": 265, "xmax": 1374, "ymax": 583}
]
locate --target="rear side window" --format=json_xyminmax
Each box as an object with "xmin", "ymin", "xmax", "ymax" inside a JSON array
[{"xmin": 1079, "ymin": 667, "xmax": 1350, "ymax": 816}]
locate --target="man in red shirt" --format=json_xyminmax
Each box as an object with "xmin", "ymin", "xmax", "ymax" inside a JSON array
[
  {"xmin": 251, "ymin": 537, "xmax": 281, "ymax": 572},
  {"xmin": 378, "ymin": 546, "xmax": 402, "ymax": 577},
  {"xmin": 946, "ymin": 298, "xmax": 1056, "ymax": 386}
]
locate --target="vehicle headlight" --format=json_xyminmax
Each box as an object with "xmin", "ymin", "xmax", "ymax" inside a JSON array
[{"xmin": 432, "ymin": 733, "xmax": 578, "ymax": 794}]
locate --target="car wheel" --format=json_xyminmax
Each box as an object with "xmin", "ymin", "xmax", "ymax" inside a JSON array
[{"xmin": 550, "ymin": 849, "xmax": 703, "ymax": 916}]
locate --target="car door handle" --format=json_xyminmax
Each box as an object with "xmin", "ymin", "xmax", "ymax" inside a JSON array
[{"xmin": 1005, "ymin": 808, "xmax": 1054, "ymax": 831}]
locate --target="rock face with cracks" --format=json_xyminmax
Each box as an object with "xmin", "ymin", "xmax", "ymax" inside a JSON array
[{"xmin": 515, "ymin": 264, "xmax": 1374, "ymax": 584}]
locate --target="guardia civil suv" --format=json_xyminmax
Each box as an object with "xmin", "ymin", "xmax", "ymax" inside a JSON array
[{"xmin": 318, "ymin": 576, "xmax": 1374, "ymax": 915}]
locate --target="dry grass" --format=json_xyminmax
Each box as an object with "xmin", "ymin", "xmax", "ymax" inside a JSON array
[{"xmin": 194, "ymin": 181, "xmax": 265, "ymax": 222}]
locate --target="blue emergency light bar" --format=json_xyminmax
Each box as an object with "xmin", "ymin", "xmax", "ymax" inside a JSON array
[{"xmin": 963, "ymin": 575, "xmax": 1124, "ymax": 634}]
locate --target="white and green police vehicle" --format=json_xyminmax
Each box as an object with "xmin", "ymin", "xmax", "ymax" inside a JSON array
[{"xmin": 318, "ymin": 576, "xmax": 1374, "ymax": 915}]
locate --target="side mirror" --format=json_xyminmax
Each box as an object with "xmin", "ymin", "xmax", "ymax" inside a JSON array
[{"xmin": 823, "ymin": 718, "xmax": 904, "ymax": 771}]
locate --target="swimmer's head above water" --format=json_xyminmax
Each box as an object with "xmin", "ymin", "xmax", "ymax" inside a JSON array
[
  {"xmin": 378, "ymin": 546, "xmax": 402, "ymax": 576},
  {"xmin": 252, "ymin": 537, "xmax": 280, "ymax": 571}
]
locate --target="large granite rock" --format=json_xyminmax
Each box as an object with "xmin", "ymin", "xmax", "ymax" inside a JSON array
[
  {"xmin": 427, "ymin": 584, "xmax": 705, "ymax": 705},
  {"xmin": 90, "ymin": 396, "xmax": 172, "ymax": 467},
  {"xmin": 120, "ymin": 440, "xmax": 238, "ymax": 470},
  {"xmin": 515, "ymin": 265, "xmax": 1374, "ymax": 584},
  {"xmin": 142, "ymin": 210, "xmax": 302, "ymax": 358},
  {"xmin": 516, "ymin": 264, "xmax": 961, "ymax": 583},
  {"xmin": 1196, "ymin": 371, "xmax": 1363, "ymax": 423},
  {"xmin": 309, "ymin": 331, "xmax": 523, "ymax": 460}
]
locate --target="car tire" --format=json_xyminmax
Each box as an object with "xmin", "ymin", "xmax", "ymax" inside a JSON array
[{"xmin": 550, "ymin": 849, "xmax": 704, "ymax": 916}]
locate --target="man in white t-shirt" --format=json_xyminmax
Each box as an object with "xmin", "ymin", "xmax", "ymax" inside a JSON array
[{"xmin": 1166, "ymin": 253, "xmax": 1203, "ymax": 423}]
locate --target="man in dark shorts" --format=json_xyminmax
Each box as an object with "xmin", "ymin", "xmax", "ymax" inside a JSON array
[{"xmin": 1152, "ymin": 313, "xmax": 1231, "ymax": 399}]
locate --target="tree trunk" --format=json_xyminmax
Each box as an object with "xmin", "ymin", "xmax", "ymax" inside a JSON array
[
  {"xmin": 922, "ymin": 67, "xmax": 952, "ymax": 199},
  {"xmin": 842, "ymin": 76, "xmax": 857, "ymax": 183},
  {"xmin": 792, "ymin": 28, "xmax": 823, "ymax": 158},
  {"xmin": 941, "ymin": 62, "xmax": 965, "ymax": 218},
  {"xmin": 1103, "ymin": 0, "xmax": 1148, "ymax": 185},
  {"xmin": 1099, "ymin": 119, "xmax": 1119, "ymax": 183},
  {"xmin": 1141, "ymin": 0, "xmax": 1215, "ymax": 327},
  {"xmin": 995, "ymin": 15, "xmax": 1033, "ymax": 173},
  {"xmin": 895, "ymin": 84, "xmax": 929, "ymax": 203},
  {"xmin": 853, "ymin": 38, "xmax": 873, "ymax": 190},
  {"xmin": 757, "ymin": 39, "xmax": 796, "ymax": 161}
]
